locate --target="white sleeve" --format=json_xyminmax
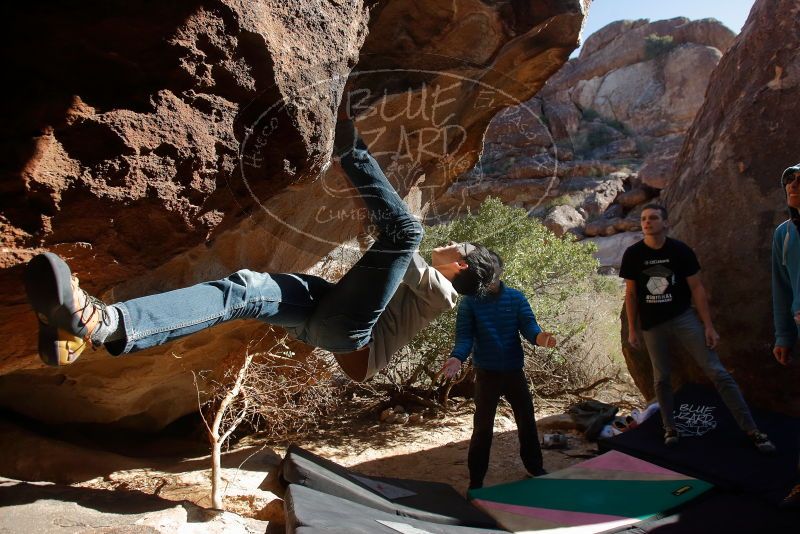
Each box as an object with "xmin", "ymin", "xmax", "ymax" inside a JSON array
[{"xmin": 403, "ymin": 253, "xmax": 458, "ymax": 309}]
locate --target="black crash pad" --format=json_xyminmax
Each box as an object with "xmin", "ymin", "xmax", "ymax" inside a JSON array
[
  {"xmin": 601, "ymin": 384, "xmax": 800, "ymax": 500},
  {"xmin": 285, "ymin": 484, "xmax": 509, "ymax": 534},
  {"xmin": 604, "ymin": 489, "xmax": 800, "ymax": 533},
  {"xmin": 280, "ymin": 444, "xmax": 497, "ymax": 528}
]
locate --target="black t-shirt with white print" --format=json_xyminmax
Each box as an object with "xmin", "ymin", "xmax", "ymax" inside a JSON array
[{"xmin": 619, "ymin": 237, "xmax": 701, "ymax": 330}]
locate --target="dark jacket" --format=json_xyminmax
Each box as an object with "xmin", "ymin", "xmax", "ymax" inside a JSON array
[{"xmin": 450, "ymin": 283, "xmax": 542, "ymax": 371}]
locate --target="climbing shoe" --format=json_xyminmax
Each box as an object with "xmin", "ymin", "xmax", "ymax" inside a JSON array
[
  {"xmin": 664, "ymin": 428, "xmax": 679, "ymax": 448},
  {"xmin": 749, "ymin": 431, "xmax": 776, "ymax": 454},
  {"xmin": 25, "ymin": 252, "xmax": 108, "ymax": 366}
]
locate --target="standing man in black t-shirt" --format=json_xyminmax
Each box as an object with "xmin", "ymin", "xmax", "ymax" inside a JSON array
[{"xmin": 620, "ymin": 204, "xmax": 775, "ymax": 452}]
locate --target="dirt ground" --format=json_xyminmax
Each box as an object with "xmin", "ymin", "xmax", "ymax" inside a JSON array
[
  {"xmin": 6, "ymin": 379, "xmax": 643, "ymax": 529},
  {"xmin": 281, "ymin": 386, "xmax": 642, "ymax": 493}
]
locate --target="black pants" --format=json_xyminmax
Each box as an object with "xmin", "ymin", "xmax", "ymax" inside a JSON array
[{"xmin": 468, "ymin": 368, "xmax": 543, "ymax": 487}]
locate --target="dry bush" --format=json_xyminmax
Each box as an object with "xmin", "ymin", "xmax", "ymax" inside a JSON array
[
  {"xmin": 195, "ymin": 332, "xmax": 344, "ymax": 445},
  {"xmin": 243, "ymin": 348, "xmax": 342, "ymax": 438},
  {"xmin": 374, "ymin": 292, "xmax": 626, "ymax": 409},
  {"xmin": 369, "ymin": 198, "xmax": 628, "ymax": 407},
  {"xmin": 525, "ymin": 313, "xmax": 620, "ymax": 399},
  {"xmin": 527, "ymin": 281, "xmax": 626, "ymax": 399},
  {"xmin": 194, "ymin": 331, "xmax": 344, "ymax": 509}
]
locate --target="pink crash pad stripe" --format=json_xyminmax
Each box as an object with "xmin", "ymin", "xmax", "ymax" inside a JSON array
[
  {"xmin": 472, "ymin": 498, "xmax": 632, "ymax": 526},
  {"xmin": 574, "ymin": 451, "xmax": 687, "ymax": 477}
]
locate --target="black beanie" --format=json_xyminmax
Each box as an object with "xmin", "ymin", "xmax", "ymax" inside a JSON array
[{"xmin": 782, "ymin": 164, "xmax": 800, "ymax": 229}]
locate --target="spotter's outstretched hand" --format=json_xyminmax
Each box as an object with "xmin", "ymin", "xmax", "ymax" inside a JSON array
[
  {"xmin": 437, "ymin": 356, "xmax": 462, "ymax": 380},
  {"xmin": 536, "ymin": 331, "xmax": 557, "ymax": 348}
]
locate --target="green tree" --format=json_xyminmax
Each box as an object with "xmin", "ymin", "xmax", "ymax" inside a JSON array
[
  {"xmin": 644, "ymin": 33, "xmax": 676, "ymax": 60},
  {"xmin": 384, "ymin": 197, "xmax": 620, "ymax": 397}
]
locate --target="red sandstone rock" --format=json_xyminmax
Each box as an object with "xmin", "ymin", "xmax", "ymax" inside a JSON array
[
  {"xmin": 638, "ymin": 136, "xmax": 685, "ymax": 189},
  {"xmin": 0, "ymin": 0, "xmax": 590, "ymax": 429}
]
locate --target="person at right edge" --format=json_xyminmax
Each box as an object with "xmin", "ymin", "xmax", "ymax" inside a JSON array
[
  {"xmin": 620, "ymin": 204, "xmax": 775, "ymax": 453},
  {"xmin": 771, "ymin": 163, "xmax": 800, "ymax": 508}
]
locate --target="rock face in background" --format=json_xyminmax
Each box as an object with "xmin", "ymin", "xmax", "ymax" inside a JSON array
[
  {"xmin": 640, "ymin": 0, "xmax": 799, "ymax": 414},
  {"xmin": 0, "ymin": 0, "xmax": 590, "ymax": 429},
  {"xmin": 433, "ymin": 17, "xmax": 734, "ymax": 270}
]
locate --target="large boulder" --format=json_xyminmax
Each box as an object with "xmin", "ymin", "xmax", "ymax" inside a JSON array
[
  {"xmin": 544, "ymin": 205, "xmax": 585, "ymax": 237},
  {"xmin": 625, "ymin": 0, "xmax": 800, "ymax": 413},
  {"xmin": 550, "ymin": 17, "xmax": 731, "ymax": 167},
  {"xmin": 638, "ymin": 135, "xmax": 685, "ymax": 189},
  {"xmin": 438, "ymin": 17, "xmax": 734, "ymax": 227},
  {"xmin": 1, "ymin": 0, "xmax": 370, "ymax": 371},
  {"xmin": 0, "ymin": 0, "xmax": 590, "ymax": 429},
  {"xmin": 570, "ymin": 42, "xmax": 723, "ymax": 138},
  {"xmin": 558, "ymin": 17, "xmax": 734, "ymax": 96},
  {"xmin": 584, "ymin": 231, "xmax": 643, "ymax": 270}
]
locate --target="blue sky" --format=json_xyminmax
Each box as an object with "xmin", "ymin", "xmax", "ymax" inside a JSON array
[{"xmin": 573, "ymin": 0, "xmax": 756, "ymax": 56}]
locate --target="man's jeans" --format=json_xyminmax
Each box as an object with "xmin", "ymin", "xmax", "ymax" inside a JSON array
[
  {"xmin": 110, "ymin": 137, "xmax": 422, "ymax": 355},
  {"xmin": 468, "ymin": 368, "xmax": 543, "ymax": 487},
  {"xmin": 641, "ymin": 309, "xmax": 757, "ymax": 433}
]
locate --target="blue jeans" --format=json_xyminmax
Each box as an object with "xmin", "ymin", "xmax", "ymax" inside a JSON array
[
  {"xmin": 110, "ymin": 135, "xmax": 423, "ymax": 355},
  {"xmin": 641, "ymin": 309, "xmax": 757, "ymax": 433}
]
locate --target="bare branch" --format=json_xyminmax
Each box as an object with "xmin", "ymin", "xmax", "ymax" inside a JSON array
[
  {"xmin": 192, "ymin": 370, "xmax": 212, "ymax": 435},
  {"xmin": 536, "ymin": 376, "xmax": 615, "ymax": 399}
]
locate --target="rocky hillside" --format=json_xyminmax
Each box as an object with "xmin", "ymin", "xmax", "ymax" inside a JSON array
[
  {"xmin": 434, "ymin": 17, "xmax": 734, "ymax": 267},
  {"xmin": 0, "ymin": 0, "xmax": 589, "ymax": 429}
]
